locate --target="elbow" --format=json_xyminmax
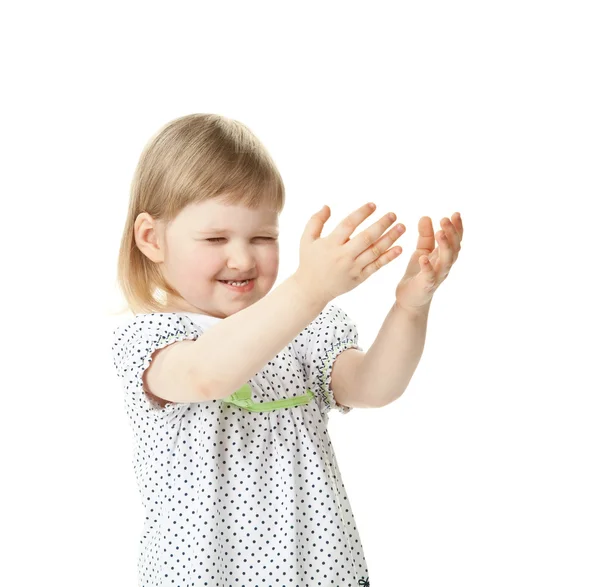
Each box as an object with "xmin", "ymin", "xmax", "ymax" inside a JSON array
[
  {"xmin": 189, "ymin": 366, "xmax": 219, "ymax": 402},
  {"xmin": 369, "ymin": 397, "xmax": 390, "ymax": 409},
  {"xmin": 199, "ymin": 374, "xmax": 241, "ymax": 402},
  {"xmin": 374, "ymin": 388, "xmax": 407, "ymax": 409}
]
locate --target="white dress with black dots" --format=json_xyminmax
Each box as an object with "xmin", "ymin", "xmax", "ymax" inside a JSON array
[{"xmin": 112, "ymin": 303, "xmax": 371, "ymax": 587}]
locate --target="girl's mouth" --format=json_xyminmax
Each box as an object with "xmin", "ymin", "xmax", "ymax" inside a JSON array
[{"xmin": 218, "ymin": 278, "xmax": 255, "ymax": 293}]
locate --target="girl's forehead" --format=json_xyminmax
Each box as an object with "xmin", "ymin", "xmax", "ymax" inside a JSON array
[{"xmin": 182, "ymin": 200, "xmax": 279, "ymax": 229}]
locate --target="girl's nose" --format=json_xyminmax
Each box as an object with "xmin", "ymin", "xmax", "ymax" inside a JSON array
[{"xmin": 226, "ymin": 249, "xmax": 255, "ymax": 271}]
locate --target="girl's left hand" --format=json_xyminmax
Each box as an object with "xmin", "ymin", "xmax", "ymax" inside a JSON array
[{"xmin": 394, "ymin": 212, "xmax": 463, "ymax": 314}]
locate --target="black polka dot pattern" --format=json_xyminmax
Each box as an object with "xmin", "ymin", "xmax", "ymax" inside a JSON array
[{"xmin": 111, "ymin": 304, "xmax": 370, "ymax": 585}]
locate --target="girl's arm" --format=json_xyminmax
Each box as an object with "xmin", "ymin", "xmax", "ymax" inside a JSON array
[
  {"xmin": 332, "ymin": 301, "xmax": 430, "ymax": 409},
  {"xmin": 145, "ymin": 275, "xmax": 327, "ymax": 405}
]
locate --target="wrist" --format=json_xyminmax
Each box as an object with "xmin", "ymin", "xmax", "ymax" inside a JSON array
[
  {"xmin": 393, "ymin": 299, "xmax": 432, "ymax": 319},
  {"xmin": 289, "ymin": 273, "xmax": 329, "ymax": 313}
]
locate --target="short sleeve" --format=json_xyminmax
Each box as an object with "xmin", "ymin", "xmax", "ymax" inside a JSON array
[
  {"xmin": 111, "ymin": 313, "xmax": 204, "ymax": 420},
  {"xmin": 293, "ymin": 304, "xmax": 363, "ymax": 416}
]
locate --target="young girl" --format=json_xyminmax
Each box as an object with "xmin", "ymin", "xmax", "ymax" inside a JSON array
[{"xmin": 112, "ymin": 113, "xmax": 462, "ymax": 586}]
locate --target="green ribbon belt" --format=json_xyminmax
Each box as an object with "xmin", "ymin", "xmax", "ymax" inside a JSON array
[{"xmin": 221, "ymin": 383, "xmax": 315, "ymax": 412}]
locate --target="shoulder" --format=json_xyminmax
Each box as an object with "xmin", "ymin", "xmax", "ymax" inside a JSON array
[
  {"xmin": 112, "ymin": 313, "xmax": 202, "ymax": 378},
  {"xmin": 295, "ymin": 303, "xmax": 363, "ymax": 416},
  {"xmin": 302, "ymin": 303, "xmax": 354, "ymax": 330},
  {"xmin": 293, "ymin": 303, "xmax": 360, "ymax": 352},
  {"xmin": 112, "ymin": 312, "xmax": 199, "ymax": 340},
  {"xmin": 311, "ymin": 303, "xmax": 358, "ymax": 334}
]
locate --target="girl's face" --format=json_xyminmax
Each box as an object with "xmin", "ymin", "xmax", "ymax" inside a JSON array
[{"xmin": 156, "ymin": 198, "xmax": 280, "ymax": 318}]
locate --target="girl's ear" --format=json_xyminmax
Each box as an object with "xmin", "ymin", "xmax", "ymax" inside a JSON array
[{"xmin": 134, "ymin": 212, "xmax": 166, "ymax": 263}]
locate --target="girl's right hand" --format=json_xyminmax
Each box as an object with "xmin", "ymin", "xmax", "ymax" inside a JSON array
[{"xmin": 293, "ymin": 202, "xmax": 406, "ymax": 307}]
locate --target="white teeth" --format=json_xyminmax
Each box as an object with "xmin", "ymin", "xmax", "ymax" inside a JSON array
[{"xmin": 224, "ymin": 280, "xmax": 249, "ymax": 286}]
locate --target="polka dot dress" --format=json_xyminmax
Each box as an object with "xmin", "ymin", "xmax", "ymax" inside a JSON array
[{"xmin": 112, "ymin": 303, "xmax": 371, "ymax": 586}]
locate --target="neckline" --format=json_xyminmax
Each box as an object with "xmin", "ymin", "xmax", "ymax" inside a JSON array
[
  {"xmin": 178, "ymin": 311, "xmax": 223, "ymax": 323},
  {"xmin": 135, "ymin": 311, "xmax": 223, "ymax": 323}
]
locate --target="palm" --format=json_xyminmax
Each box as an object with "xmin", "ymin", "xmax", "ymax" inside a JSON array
[{"xmin": 394, "ymin": 213, "xmax": 463, "ymax": 312}]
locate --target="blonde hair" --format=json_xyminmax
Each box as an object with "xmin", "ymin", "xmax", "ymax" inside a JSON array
[{"xmin": 114, "ymin": 113, "xmax": 286, "ymax": 315}]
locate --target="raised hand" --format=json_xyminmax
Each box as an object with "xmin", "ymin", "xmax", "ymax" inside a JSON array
[
  {"xmin": 293, "ymin": 202, "xmax": 404, "ymax": 307},
  {"xmin": 394, "ymin": 213, "xmax": 463, "ymax": 313}
]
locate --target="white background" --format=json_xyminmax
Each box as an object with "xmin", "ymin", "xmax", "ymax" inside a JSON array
[{"xmin": 2, "ymin": 1, "xmax": 599, "ymax": 585}]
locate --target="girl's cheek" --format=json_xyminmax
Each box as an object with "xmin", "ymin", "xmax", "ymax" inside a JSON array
[{"xmin": 263, "ymin": 255, "xmax": 280, "ymax": 277}]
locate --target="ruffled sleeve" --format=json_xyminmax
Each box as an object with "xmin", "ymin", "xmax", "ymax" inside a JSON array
[
  {"xmin": 111, "ymin": 313, "xmax": 205, "ymax": 421},
  {"xmin": 293, "ymin": 304, "xmax": 363, "ymax": 416}
]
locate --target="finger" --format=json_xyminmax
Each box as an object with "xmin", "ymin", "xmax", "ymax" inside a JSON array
[
  {"xmin": 302, "ymin": 204, "xmax": 331, "ymax": 243},
  {"xmin": 427, "ymin": 246, "xmax": 440, "ymax": 265},
  {"xmin": 436, "ymin": 230, "xmax": 454, "ymax": 273},
  {"xmin": 420, "ymin": 255, "xmax": 436, "ymax": 276},
  {"xmin": 415, "ymin": 216, "xmax": 436, "ymax": 254},
  {"xmin": 355, "ymin": 221, "xmax": 405, "ymax": 268},
  {"xmin": 329, "ymin": 202, "xmax": 378, "ymax": 245},
  {"xmin": 360, "ymin": 244, "xmax": 403, "ymax": 280},
  {"xmin": 441, "ymin": 217, "xmax": 461, "ymax": 260},
  {"xmin": 346, "ymin": 209, "xmax": 402, "ymax": 257},
  {"xmin": 452, "ymin": 212, "xmax": 464, "ymax": 240}
]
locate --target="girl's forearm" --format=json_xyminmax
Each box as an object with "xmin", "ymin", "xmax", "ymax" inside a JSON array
[{"xmin": 354, "ymin": 301, "xmax": 431, "ymax": 408}]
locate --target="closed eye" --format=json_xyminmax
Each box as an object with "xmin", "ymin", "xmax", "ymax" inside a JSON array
[{"xmin": 206, "ymin": 237, "xmax": 277, "ymax": 243}]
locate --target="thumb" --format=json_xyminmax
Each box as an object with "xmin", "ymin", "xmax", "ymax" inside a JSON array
[{"xmin": 302, "ymin": 205, "xmax": 330, "ymax": 242}]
